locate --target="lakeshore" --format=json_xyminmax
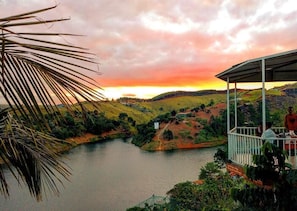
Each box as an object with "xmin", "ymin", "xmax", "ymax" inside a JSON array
[{"xmin": 66, "ymin": 132, "xmax": 227, "ymax": 151}]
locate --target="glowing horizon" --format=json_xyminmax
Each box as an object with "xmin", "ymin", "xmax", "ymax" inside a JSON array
[
  {"xmin": 101, "ymin": 82, "xmax": 292, "ymax": 100},
  {"xmin": 3, "ymin": 0, "xmax": 297, "ymax": 100},
  {"xmin": 102, "ymin": 86, "xmax": 213, "ymax": 100}
]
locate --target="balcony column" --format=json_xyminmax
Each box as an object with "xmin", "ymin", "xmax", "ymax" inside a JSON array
[
  {"xmin": 227, "ymin": 77, "xmax": 230, "ymax": 132},
  {"xmin": 227, "ymin": 77, "xmax": 231, "ymax": 160},
  {"xmin": 261, "ymin": 59, "xmax": 266, "ymax": 130},
  {"xmin": 234, "ymin": 82, "xmax": 237, "ymax": 128}
]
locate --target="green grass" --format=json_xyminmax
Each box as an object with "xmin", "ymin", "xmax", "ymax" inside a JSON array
[
  {"xmin": 79, "ymin": 94, "xmax": 227, "ymax": 125},
  {"xmin": 239, "ymin": 88, "xmax": 282, "ymax": 102}
]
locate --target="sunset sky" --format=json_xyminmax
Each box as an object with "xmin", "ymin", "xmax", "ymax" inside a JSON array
[{"xmin": 2, "ymin": 0, "xmax": 297, "ymax": 99}]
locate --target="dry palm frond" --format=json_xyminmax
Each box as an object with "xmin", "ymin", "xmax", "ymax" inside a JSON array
[{"xmin": 0, "ymin": 110, "xmax": 71, "ymax": 200}]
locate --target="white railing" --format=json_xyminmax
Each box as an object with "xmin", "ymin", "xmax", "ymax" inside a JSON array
[
  {"xmin": 235, "ymin": 126, "xmax": 286, "ymax": 136},
  {"xmin": 229, "ymin": 127, "xmax": 297, "ymax": 168},
  {"xmin": 235, "ymin": 127, "xmax": 258, "ymax": 136}
]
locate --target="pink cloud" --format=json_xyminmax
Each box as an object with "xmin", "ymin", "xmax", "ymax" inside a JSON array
[{"xmin": 3, "ymin": 0, "xmax": 297, "ymax": 98}]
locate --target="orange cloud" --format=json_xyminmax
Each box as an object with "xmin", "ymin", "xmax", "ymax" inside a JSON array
[{"xmin": 3, "ymin": 0, "xmax": 297, "ymax": 99}]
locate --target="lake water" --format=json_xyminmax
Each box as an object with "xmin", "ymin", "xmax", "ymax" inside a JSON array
[{"xmin": 0, "ymin": 139, "xmax": 218, "ymax": 211}]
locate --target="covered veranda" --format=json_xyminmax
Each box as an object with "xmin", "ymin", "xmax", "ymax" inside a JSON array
[{"xmin": 216, "ymin": 49, "xmax": 297, "ymax": 169}]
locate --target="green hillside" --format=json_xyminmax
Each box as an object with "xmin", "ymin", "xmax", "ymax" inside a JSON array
[
  {"xmin": 78, "ymin": 83, "xmax": 297, "ymax": 126},
  {"xmin": 93, "ymin": 94, "xmax": 226, "ymax": 124}
]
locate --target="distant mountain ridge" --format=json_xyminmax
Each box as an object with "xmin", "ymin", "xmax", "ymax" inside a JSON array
[
  {"xmin": 150, "ymin": 90, "xmax": 226, "ymax": 101},
  {"xmin": 116, "ymin": 90, "xmax": 226, "ymax": 103},
  {"xmin": 149, "ymin": 82, "xmax": 297, "ymax": 101}
]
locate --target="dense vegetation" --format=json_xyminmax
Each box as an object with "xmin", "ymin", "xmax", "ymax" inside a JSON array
[
  {"xmin": 44, "ymin": 110, "xmax": 134, "ymax": 141},
  {"xmin": 132, "ymin": 120, "xmax": 156, "ymax": 147},
  {"xmin": 48, "ymin": 111, "xmax": 117, "ymax": 139},
  {"xmin": 166, "ymin": 162, "xmax": 240, "ymax": 210}
]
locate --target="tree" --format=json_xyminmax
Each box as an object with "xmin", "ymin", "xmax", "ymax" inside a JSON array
[
  {"xmin": 167, "ymin": 181, "xmax": 200, "ymax": 210},
  {"xmin": 163, "ymin": 129, "xmax": 173, "ymax": 141},
  {"xmin": 200, "ymin": 103, "xmax": 205, "ymax": 111},
  {"xmin": 0, "ymin": 6, "xmax": 103, "ymax": 200},
  {"xmin": 132, "ymin": 121, "xmax": 155, "ymax": 147},
  {"xmin": 171, "ymin": 110, "xmax": 177, "ymax": 117},
  {"xmin": 85, "ymin": 112, "xmax": 115, "ymax": 135},
  {"xmin": 119, "ymin": 112, "xmax": 128, "ymax": 120}
]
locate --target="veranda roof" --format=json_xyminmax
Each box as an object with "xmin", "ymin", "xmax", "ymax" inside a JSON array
[{"xmin": 216, "ymin": 49, "xmax": 297, "ymax": 83}]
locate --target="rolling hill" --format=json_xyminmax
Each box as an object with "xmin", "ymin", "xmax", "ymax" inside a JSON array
[
  {"xmin": 94, "ymin": 83, "xmax": 296, "ymax": 125},
  {"xmin": 3, "ymin": 83, "xmax": 296, "ymax": 151}
]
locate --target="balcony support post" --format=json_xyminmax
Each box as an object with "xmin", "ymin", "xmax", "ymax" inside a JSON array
[
  {"xmin": 261, "ymin": 59, "xmax": 266, "ymax": 130},
  {"xmin": 227, "ymin": 77, "xmax": 230, "ymax": 132},
  {"xmin": 234, "ymin": 82, "xmax": 237, "ymax": 128}
]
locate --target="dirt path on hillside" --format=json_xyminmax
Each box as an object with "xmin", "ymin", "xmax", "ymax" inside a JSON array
[{"xmin": 150, "ymin": 103, "xmax": 227, "ymax": 151}]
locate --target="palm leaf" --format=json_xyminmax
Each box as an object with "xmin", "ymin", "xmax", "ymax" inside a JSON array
[
  {"xmin": 1, "ymin": 5, "xmax": 103, "ymax": 125},
  {"xmin": 0, "ymin": 5, "xmax": 104, "ymax": 200},
  {"xmin": 0, "ymin": 111, "xmax": 71, "ymax": 200}
]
